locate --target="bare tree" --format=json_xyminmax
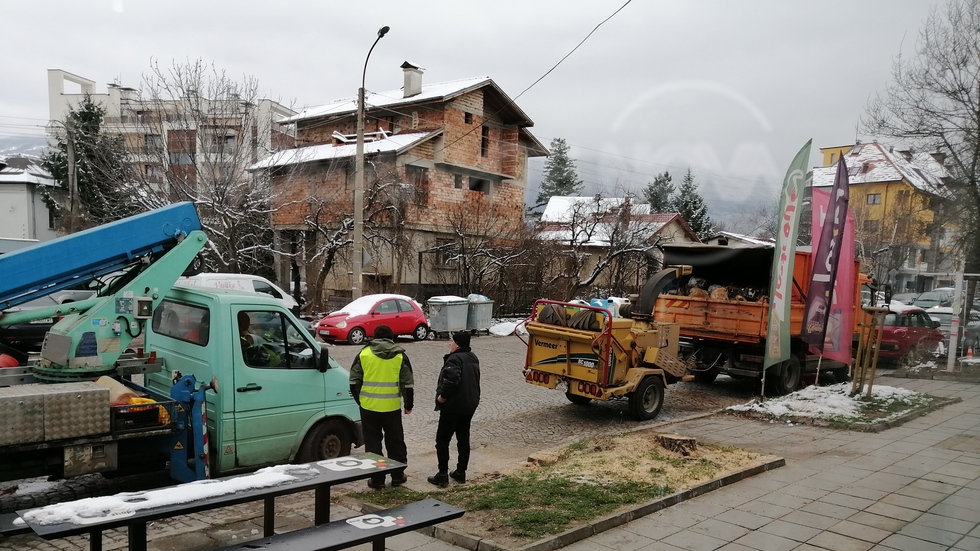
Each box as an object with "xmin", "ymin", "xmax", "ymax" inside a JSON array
[
  {"xmin": 543, "ymin": 194, "xmax": 666, "ymax": 300},
  {"xmin": 864, "ymin": 0, "xmax": 979, "ymax": 299},
  {"xmin": 130, "ymin": 58, "xmax": 295, "ymax": 277}
]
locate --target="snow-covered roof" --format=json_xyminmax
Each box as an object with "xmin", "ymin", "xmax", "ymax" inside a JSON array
[
  {"xmin": 704, "ymin": 231, "xmax": 774, "ymax": 247},
  {"xmin": 0, "ymin": 154, "xmax": 55, "ymax": 186},
  {"xmin": 248, "ymin": 131, "xmax": 440, "ymax": 171},
  {"xmin": 538, "ymin": 196, "xmax": 697, "ymax": 246},
  {"xmin": 812, "ymin": 141, "xmax": 949, "ymax": 197},
  {"xmin": 541, "ymin": 196, "xmax": 653, "ymax": 223},
  {"xmin": 284, "ymin": 76, "xmax": 507, "ymax": 124}
]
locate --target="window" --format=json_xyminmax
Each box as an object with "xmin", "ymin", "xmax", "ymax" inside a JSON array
[
  {"xmin": 146, "ymin": 164, "xmax": 165, "ymax": 183},
  {"xmin": 379, "ymin": 116, "xmax": 397, "ymax": 133},
  {"xmin": 152, "ymin": 300, "xmax": 210, "ymax": 347},
  {"xmin": 252, "ymin": 280, "xmax": 283, "ymax": 299},
  {"xmin": 469, "ymin": 177, "xmax": 490, "ymax": 194},
  {"xmin": 406, "ymin": 165, "xmax": 429, "ymax": 188},
  {"xmin": 454, "ymin": 174, "xmax": 463, "ymax": 189},
  {"xmin": 238, "ymin": 310, "xmax": 316, "ymax": 369},
  {"xmin": 375, "ymin": 300, "xmax": 399, "ymax": 315},
  {"xmin": 481, "ymin": 126, "xmax": 490, "ymax": 157},
  {"xmin": 464, "ymin": 112, "xmax": 473, "ymax": 124},
  {"xmin": 435, "ymin": 238, "xmax": 455, "ymax": 267},
  {"xmin": 169, "ymin": 152, "xmax": 194, "ymax": 165},
  {"xmin": 397, "ymin": 299, "xmax": 417, "ymax": 313},
  {"xmin": 145, "ymin": 134, "xmax": 163, "ymax": 152},
  {"xmin": 867, "ymin": 193, "xmax": 881, "ymax": 205},
  {"xmin": 863, "ymin": 219, "xmax": 880, "ymax": 232}
]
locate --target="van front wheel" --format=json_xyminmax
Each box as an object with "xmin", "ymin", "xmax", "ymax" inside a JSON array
[{"xmin": 298, "ymin": 420, "xmax": 352, "ymax": 462}]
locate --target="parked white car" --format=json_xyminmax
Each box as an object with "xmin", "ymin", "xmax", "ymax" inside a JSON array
[{"xmin": 175, "ymin": 273, "xmax": 299, "ymax": 311}]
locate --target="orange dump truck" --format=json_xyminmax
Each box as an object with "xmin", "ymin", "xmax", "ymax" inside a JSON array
[{"xmin": 651, "ymin": 243, "xmax": 861, "ymax": 394}]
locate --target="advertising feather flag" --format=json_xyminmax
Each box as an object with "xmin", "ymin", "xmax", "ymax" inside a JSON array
[{"xmin": 764, "ymin": 140, "xmax": 811, "ymax": 370}]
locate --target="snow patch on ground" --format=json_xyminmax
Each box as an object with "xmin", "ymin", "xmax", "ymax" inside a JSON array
[{"xmin": 726, "ymin": 383, "xmax": 919, "ymax": 421}]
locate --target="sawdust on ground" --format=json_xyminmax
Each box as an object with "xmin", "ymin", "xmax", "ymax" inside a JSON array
[{"xmin": 441, "ymin": 427, "xmax": 778, "ymax": 549}]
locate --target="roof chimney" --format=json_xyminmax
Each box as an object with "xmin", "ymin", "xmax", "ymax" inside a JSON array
[{"xmin": 401, "ymin": 61, "xmax": 423, "ymax": 98}]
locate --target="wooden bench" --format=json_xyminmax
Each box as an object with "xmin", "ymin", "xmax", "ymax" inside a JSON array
[
  {"xmin": 0, "ymin": 511, "xmax": 32, "ymax": 537},
  {"xmin": 16, "ymin": 453, "xmax": 405, "ymax": 551},
  {"xmin": 213, "ymin": 498, "xmax": 464, "ymax": 551}
]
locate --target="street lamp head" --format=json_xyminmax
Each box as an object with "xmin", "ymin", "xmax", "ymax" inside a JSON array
[{"xmin": 378, "ymin": 26, "xmax": 390, "ymax": 38}]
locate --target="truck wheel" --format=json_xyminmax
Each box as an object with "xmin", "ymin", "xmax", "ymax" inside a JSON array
[
  {"xmin": 347, "ymin": 327, "xmax": 366, "ymax": 345},
  {"xmin": 765, "ymin": 357, "xmax": 801, "ymax": 396},
  {"xmin": 629, "ymin": 376, "xmax": 665, "ymax": 421},
  {"xmin": 693, "ymin": 367, "xmax": 719, "ymax": 384},
  {"xmin": 298, "ymin": 420, "xmax": 352, "ymax": 462},
  {"xmin": 565, "ymin": 391, "xmax": 592, "ymax": 405},
  {"xmin": 413, "ymin": 324, "xmax": 430, "ymax": 341}
]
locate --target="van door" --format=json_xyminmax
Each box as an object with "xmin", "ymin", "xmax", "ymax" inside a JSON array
[{"xmin": 231, "ymin": 309, "xmax": 326, "ymax": 467}]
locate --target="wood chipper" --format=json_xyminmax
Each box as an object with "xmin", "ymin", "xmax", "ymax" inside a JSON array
[{"xmin": 518, "ymin": 267, "xmax": 694, "ymax": 420}]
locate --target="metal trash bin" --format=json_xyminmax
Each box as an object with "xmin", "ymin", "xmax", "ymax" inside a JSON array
[
  {"xmin": 427, "ymin": 296, "xmax": 469, "ymax": 334},
  {"xmin": 466, "ymin": 298, "xmax": 494, "ymax": 332}
]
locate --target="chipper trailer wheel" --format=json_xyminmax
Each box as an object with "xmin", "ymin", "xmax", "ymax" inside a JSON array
[{"xmin": 629, "ymin": 376, "xmax": 665, "ymax": 421}]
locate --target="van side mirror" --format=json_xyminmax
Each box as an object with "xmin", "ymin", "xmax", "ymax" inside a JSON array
[
  {"xmin": 317, "ymin": 343, "xmax": 331, "ymax": 373},
  {"xmin": 932, "ymin": 320, "xmax": 941, "ymax": 329}
]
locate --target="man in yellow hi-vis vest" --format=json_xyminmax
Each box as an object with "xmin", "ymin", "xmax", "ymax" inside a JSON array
[{"xmin": 349, "ymin": 324, "xmax": 414, "ymax": 489}]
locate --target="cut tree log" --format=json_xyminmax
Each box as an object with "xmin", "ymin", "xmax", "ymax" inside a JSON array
[{"xmin": 656, "ymin": 434, "xmax": 697, "ymax": 456}]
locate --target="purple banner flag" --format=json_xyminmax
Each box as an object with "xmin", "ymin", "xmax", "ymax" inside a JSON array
[{"xmin": 803, "ymin": 157, "xmax": 850, "ymax": 352}]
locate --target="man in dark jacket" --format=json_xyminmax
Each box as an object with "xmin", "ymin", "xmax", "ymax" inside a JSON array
[
  {"xmin": 428, "ymin": 331, "xmax": 481, "ymax": 487},
  {"xmin": 349, "ymin": 324, "xmax": 414, "ymax": 489}
]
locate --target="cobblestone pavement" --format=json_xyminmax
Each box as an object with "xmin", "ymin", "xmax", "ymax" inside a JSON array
[{"xmin": 0, "ymin": 333, "xmax": 762, "ymax": 550}]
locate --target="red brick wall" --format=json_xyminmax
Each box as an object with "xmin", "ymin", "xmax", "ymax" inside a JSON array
[{"xmin": 275, "ymin": 86, "xmax": 532, "ymax": 290}]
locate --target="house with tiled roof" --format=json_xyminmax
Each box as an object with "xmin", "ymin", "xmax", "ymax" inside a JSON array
[
  {"xmin": 0, "ymin": 155, "xmax": 61, "ymax": 253},
  {"xmin": 813, "ymin": 141, "xmax": 952, "ymax": 292},
  {"xmin": 252, "ymin": 63, "xmax": 547, "ymax": 305},
  {"xmin": 538, "ymin": 195, "xmax": 700, "ymax": 293}
]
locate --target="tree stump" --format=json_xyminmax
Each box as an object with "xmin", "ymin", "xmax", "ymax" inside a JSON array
[{"xmin": 656, "ymin": 434, "xmax": 697, "ymax": 456}]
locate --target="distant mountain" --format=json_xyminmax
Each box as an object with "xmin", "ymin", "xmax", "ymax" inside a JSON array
[{"xmin": 0, "ymin": 136, "xmax": 49, "ymax": 158}]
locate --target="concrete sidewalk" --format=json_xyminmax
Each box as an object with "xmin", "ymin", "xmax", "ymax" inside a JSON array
[
  {"xmin": 3, "ymin": 375, "xmax": 976, "ymax": 551},
  {"xmin": 563, "ymin": 376, "xmax": 980, "ymax": 551}
]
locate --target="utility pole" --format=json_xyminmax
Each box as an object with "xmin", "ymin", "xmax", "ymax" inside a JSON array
[{"xmin": 352, "ymin": 25, "xmax": 390, "ymax": 299}]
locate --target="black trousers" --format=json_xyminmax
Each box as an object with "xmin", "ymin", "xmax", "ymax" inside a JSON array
[
  {"xmin": 360, "ymin": 408, "xmax": 407, "ymax": 482},
  {"xmin": 435, "ymin": 411, "xmax": 474, "ymax": 473}
]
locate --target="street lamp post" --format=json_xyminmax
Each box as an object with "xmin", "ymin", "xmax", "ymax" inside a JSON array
[{"xmin": 352, "ymin": 25, "xmax": 390, "ymax": 299}]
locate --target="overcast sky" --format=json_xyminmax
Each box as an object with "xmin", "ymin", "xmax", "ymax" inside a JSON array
[{"xmin": 1, "ymin": 0, "xmax": 945, "ymax": 222}]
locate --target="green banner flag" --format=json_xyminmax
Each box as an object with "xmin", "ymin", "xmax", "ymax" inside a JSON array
[{"xmin": 764, "ymin": 139, "xmax": 812, "ymax": 370}]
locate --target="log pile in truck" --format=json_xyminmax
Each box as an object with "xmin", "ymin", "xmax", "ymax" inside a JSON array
[{"xmin": 653, "ymin": 243, "xmax": 862, "ymax": 395}]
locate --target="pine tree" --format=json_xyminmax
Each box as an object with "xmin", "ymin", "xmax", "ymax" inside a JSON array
[
  {"xmin": 674, "ymin": 169, "xmax": 712, "ymax": 240},
  {"xmin": 535, "ymin": 137, "xmax": 583, "ymax": 209},
  {"xmin": 42, "ymin": 95, "xmax": 138, "ymax": 231},
  {"xmin": 643, "ymin": 171, "xmax": 675, "ymax": 212}
]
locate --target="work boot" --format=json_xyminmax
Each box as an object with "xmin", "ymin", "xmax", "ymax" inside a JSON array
[
  {"xmin": 449, "ymin": 470, "xmax": 466, "ymax": 483},
  {"xmin": 391, "ymin": 472, "xmax": 408, "ymax": 487},
  {"xmin": 427, "ymin": 472, "xmax": 449, "ymax": 487},
  {"xmin": 367, "ymin": 478, "xmax": 385, "ymax": 490}
]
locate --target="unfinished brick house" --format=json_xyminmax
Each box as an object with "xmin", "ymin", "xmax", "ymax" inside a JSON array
[{"xmin": 252, "ymin": 63, "xmax": 547, "ymax": 307}]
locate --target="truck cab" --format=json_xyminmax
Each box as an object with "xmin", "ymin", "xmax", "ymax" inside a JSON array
[{"xmin": 144, "ymin": 286, "xmax": 362, "ymax": 477}]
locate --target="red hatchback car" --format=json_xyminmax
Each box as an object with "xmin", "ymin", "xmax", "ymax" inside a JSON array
[
  {"xmin": 878, "ymin": 303, "xmax": 943, "ymax": 367},
  {"xmin": 316, "ymin": 294, "xmax": 429, "ymax": 344}
]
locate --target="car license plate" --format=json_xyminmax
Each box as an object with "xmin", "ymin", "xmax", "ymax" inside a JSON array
[
  {"xmin": 524, "ymin": 369, "xmax": 557, "ymax": 389},
  {"xmin": 30, "ymin": 318, "xmax": 54, "ymax": 324}
]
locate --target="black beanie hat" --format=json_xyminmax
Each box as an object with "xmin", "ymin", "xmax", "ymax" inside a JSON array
[{"xmin": 452, "ymin": 332, "xmax": 471, "ymax": 348}]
